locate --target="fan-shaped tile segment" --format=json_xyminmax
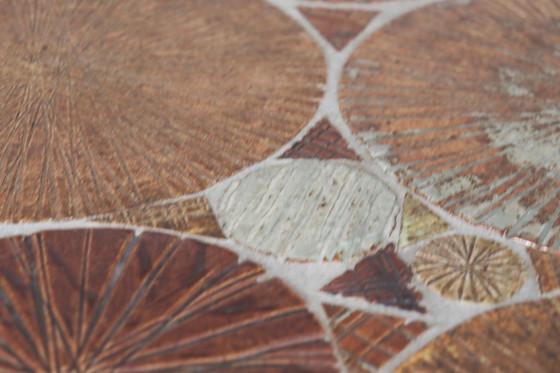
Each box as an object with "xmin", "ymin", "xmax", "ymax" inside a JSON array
[
  {"xmin": 217, "ymin": 160, "xmax": 399, "ymax": 261},
  {"xmin": 528, "ymin": 249, "xmax": 560, "ymax": 294},
  {"xmin": 322, "ymin": 244, "xmax": 425, "ymax": 312},
  {"xmin": 396, "ymin": 296, "xmax": 560, "ymax": 372},
  {"xmin": 398, "ymin": 195, "xmax": 451, "ymax": 248},
  {"xmin": 281, "ymin": 119, "xmax": 361, "ymax": 160},
  {"xmin": 339, "ymin": 0, "xmax": 560, "ymax": 249},
  {"xmin": 92, "ymin": 197, "xmax": 224, "ymax": 238},
  {"xmin": 0, "ymin": 0, "xmax": 325, "ymax": 223},
  {"xmin": 0, "ymin": 228, "xmax": 337, "ymax": 372},
  {"xmin": 324, "ymin": 304, "xmax": 428, "ymax": 372},
  {"xmin": 299, "ymin": 7, "xmax": 377, "ymax": 50},
  {"xmin": 413, "ymin": 235, "xmax": 526, "ymax": 303}
]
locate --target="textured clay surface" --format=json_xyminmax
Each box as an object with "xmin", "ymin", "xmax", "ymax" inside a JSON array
[
  {"xmin": 323, "ymin": 244, "xmax": 425, "ymax": 312},
  {"xmin": 217, "ymin": 160, "xmax": 399, "ymax": 261},
  {"xmin": 396, "ymin": 296, "xmax": 560, "ymax": 373},
  {"xmin": 413, "ymin": 235, "xmax": 526, "ymax": 303},
  {"xmin": 0, "ymin": 0, "xmax": 324, "ymax": 222},
  {"xmin": 0, "ymin": 228, "xmax": 337, "ymax": 372},
  {"xmin": 324, "ymin": 304, "xmax": 427, "ymax": 372},
  {"xmin": 340, "ymin": 0, "xmax": 560, "ymax": 249}
]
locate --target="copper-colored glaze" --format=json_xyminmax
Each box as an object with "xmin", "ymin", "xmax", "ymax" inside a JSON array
[
  {"xmin": 0, "ymin": 229, "xmax": 337, "ymax": 372},
  {"xmin": 0, "ymin": 0, "xmax": 324, "ymax": 222}
]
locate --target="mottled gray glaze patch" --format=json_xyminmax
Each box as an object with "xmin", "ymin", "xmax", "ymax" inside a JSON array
[
  {"xmin": 217, "ymin": 160, "xmax": 399, "ymax": 261},
  {"xmin": 485, "ymin": 109, "xmax": 560, "ymax": 177}
]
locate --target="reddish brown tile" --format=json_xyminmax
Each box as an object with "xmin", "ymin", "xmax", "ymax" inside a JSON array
[
  {"xmin": 92, "ymin": 197, "xmax": 224, "ymax": 238},
  {"xmin": 396, "ymin": 297, "xmax": 560, "ymax": 373},
  {"xmin": 324, "ymin": 305, "xmax": 428, "ymax": 372},
  {"xmin": 0, "ymin": 229, "xmax": 337, "ymax": 372},
  {"xmin": 299, "ymin": 7, "xmax": 377, "ymax": 50},
  {"xmin": 528, "ymin": 249, "xmax": 560, "ymax": 293},
  {"xmin": 0, "ymin": 0, "xmax": 325, "ymax": 223},
  {"xmin": 362, "ymin": 348, "xmax": 393, "ymax": 368},
  {"xmin": 322, "ymin": 245, "xmax": 425, "ymax": 312},
  {"xmin": 281, "ymin": 119, "xmax": 361, "ymax": 161}
]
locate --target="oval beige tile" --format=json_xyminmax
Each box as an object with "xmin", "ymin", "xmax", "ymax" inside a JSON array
[{"xmin": 217, "ymin": 160, "xmax": 399, "ymax": 261}]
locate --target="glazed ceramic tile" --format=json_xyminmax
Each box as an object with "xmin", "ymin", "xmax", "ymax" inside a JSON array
[
  {"xmin": 528, "ymin": 249, "xmax": 560, "ymax": 294},
  {"xmin": 281, "ymin": 119, "xmax": 361, "ymax": 161},
  {"xmin": 217, "ymin": 160, "xmax": 399, "ymax": 261},
  {"xmin": 398, "ymin": 195, "xmax": 451, "ymax": 248},
  {"xmin": 339, "ymin": 0, "xmax": 560, "ymax": 249},
  {"xmin": 0, "ymin": 0, "xmax": 324, "ymax": 222},
  {"xmin": 0, "ymin": 0, "xmax": 557, "ymax": 371},
  {"xmin": 299, "ymin": 7, "xmax": 377, "ymax": 50},
  {"xmin": 396, "ymin": 297, "xmax": 560, "ymax": 373},
  {"xmin": 322, "ymin": 245, "xmax": 425, "ymax": 312},
  {"xmin": 412, "ymin": 235, "xmax": 526, "ymax": 303},
  {"xmin": 92, "ymin": 197, "xmax": 224, "ymax": 238},
  {"xmin": 0, "ymin": 229, "xmax": 337, "ymax": 372},
  {"xmin": 324, "ymin": 305, "xmax": 427, "ymax": 372}
]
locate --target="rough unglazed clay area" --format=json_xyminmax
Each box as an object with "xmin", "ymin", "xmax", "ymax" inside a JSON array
[{"xmin": 0, "ymin": 0, "xmax": 558, "ymax": 372}]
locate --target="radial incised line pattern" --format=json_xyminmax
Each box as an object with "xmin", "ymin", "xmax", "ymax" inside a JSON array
[
  {"xmin": 0, "ymin": 229, "xmax": 337, "ymax": 372},
  {"xmin": 0, "ymin": 0, "xmax": 324, "ymax": 222},
  {"xmin": 412, "ymin": 235, "xmax": 526, "ymax": 303},
  {"xmin": 340, "ymin": 0, "xmax": 560, "ymax": 249}
]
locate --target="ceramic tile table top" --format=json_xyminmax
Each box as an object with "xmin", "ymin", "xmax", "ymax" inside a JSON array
[{"xmin": 0, "ymin": 0, "xmax": 558, "ymax": 372}]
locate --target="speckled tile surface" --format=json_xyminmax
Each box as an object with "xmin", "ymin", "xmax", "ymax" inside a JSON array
[{"xmin": 0, "ymin": 0, "xmax": 558, "ymax": 372}]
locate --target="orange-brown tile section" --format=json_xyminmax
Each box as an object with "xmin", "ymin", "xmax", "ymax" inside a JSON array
[
  {"xmin": 339, "ymin": 0, "xmax": 560, "ymax": 250},
  {"xmin": 322, "ymin": 245, "xmax": 425, "ymax": 312},
  {"xmin": 281, "ymin": 119, "xmax": 361, "ymax": 160},
  {"xmin": 299, "ymin": 7, "xmax": 377, "ymax": 50},
  {"xmin": 0, "ymin": 0, "xmax": 325, "ymax": 223},
  {"xmin": 92, "ymin": 197, "xmax": 224, "ymax": 238},
  {"xmin": 396, "ymin": 297, "xmax": 560, "ymax": 372},
  {"xmin": 0, "ymin": 229, "xmax": 337, "ymax": 372},
  {"xmin": 528, "ymin": 249, "xmax": 560, "ymax": 293},
  {"xmin": 324, "ymin": 304, "xmax": 427, "ymax": 372}
]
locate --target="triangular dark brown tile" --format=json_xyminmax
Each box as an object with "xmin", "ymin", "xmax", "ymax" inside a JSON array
[
  {"xmin": 299, "ymin": 7, "xmax": 377, "ymax": 50},
  {"xmin": 281, "ymin": 119, "xmax": 360, "ymax": 160},
  {"xmin": 322, "ymin": 244, "xmax": 425, "ymax": 312}
]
